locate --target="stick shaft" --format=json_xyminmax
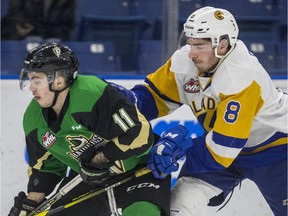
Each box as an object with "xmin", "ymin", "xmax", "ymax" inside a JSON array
[
  {"xmin": 28, "ymin": 175, "xmax": 83, "ymax": 216},
  {"xmin": 35, "ymin": 167, "xmax": 151, "ymax": 216}
]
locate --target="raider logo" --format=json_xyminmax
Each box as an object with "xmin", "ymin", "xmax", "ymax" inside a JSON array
[
  {"xmin": 66, "ymin": 134, "xmax": 126, "ymax": 174},
  {"xmin": 66, "ymin": 134, "xmax": 106, "ymax": 160},
  {"xmin": 183, "ymin": 77, "xmax": 200, "ymax": 93}
]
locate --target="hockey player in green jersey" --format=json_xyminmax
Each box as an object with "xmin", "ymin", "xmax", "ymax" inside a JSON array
[{"xmin": 8, "ymin": 42, "xmax": 170, "ymax": 216}]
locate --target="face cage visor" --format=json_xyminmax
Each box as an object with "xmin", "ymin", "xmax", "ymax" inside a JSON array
[{"xmin": 19, "ymin": 68, "xmax": 56, "ymax": 91}]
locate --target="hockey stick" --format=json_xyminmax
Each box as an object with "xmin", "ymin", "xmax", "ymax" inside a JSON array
[
  {"xmin": 27, "ymin": 174, "xmax": 83, "ymax": 216},
  {"xmin": 28, "ymin": 140, "xmax": 109, "ymax": 215},
  {"xmin": 34, "ymin": 167, "xmax": 151, "ymax": 216}
]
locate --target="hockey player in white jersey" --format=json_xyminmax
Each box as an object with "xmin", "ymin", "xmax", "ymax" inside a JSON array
[{"xmin": 111, "ymin": 6, "xmax": 288, "ymax": 216}]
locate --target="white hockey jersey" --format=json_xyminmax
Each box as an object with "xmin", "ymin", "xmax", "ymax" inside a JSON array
[{"xmin": 132, "ymin": 40, "xmax": 287, "ymax": 171}]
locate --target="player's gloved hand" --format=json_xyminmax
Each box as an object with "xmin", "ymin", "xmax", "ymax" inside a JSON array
[
  {"xmin": 153, "ymin": 138, "xmax": 193, "ymax": 174},
  {"xmin": 147, "ymin": 125, "xmax": 193, "ymax": 178},
  {"xmin": 8, "ymin": 191, "xmax": 39, "ymax": 216},
  {"xmin": 109, "ymin": 82, "xmax": 137, "ymax": 104},
  {"xmin": 79, "ymin": 146, "xmax": 113, "ymax": 185}
]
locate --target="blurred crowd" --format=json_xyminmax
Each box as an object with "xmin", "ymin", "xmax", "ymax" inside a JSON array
[{"xmin": 1, "ymin": 0, "xmax": 76, "ymax": 41}]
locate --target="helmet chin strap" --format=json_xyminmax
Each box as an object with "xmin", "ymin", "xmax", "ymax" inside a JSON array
[
  {"xmin": 49, "ymin": 83, "xmax": 70, "ymax": 107},
  {"xmin": 207, "ymin": 43, "xmax": 236, "ymax": 74}
]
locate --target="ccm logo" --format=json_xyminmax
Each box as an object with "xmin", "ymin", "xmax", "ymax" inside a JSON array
[{"xmin": 126, "ymin": 183, "xmax": 160, "ymax": 192}]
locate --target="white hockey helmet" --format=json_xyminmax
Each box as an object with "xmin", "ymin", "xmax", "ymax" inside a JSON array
[{"xmin": 183, "ymin": 6, "xmax": 239, "ymax": 48}]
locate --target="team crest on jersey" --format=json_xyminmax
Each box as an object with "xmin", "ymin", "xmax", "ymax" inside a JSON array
[
  {"xmin": 66, "ymin": 135, "xmax": 126, "ymax": 173},
  {"xmin": 66, "ymin": 134, "xmax": 106, "ymax": 160},
  {"xmin": 183, "ymin": 77, "xmax": 200, "ymax": 93},
  {"xmin": 42, "ymin": 131, "xmax": 56, "ymax": 148}
]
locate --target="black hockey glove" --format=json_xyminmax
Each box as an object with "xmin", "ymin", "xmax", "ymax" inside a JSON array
[
  {"xmin": 79, "ymin": 146, "xmax": 113, "ymax": 185},
  {"xmin": 8, "ymin": 191, "xmax": 39, "ymax": 216}
]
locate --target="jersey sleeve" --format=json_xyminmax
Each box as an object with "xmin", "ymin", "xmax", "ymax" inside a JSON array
[
  {"xmin": 208, "ymin": 81, "xmax": 263, "ymax": 167},
  {"xmin": 186, "ymin": 81, "xmax": 264, "ymax": 172},
  {"xmin": 84, "ymin": 85, "xmax": 154, "ymax": 162},
  {"xmin": 132, "ymin": 58, "xmax": 183, "ymax": 120}
]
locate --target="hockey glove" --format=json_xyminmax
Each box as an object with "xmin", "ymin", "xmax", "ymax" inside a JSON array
[
  {"xmin": 8, "ymin": 191, "xmax": 40, "ymax": 216},
  {"xmin": 147, "ymin": 125, "xmax": 193, "ymax": 178},
  {"xmin": 79, "ymin": 146, "xmax": 113, "ymax": 185}
]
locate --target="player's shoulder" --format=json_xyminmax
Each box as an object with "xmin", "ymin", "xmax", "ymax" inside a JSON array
[
  {"xmin": 23, "ymin": 99, "xmax": 43, "ymax": 133},
  {"xmin": 212, "ymin": 41, "xmax": 258, "ymax": 95},
  {"xmin": 24, "ymin": 99, "xmax": 40, "ymax": 116},
  {"xmin": 70, "ymin": 75, "xmax": 108, "ymax": 103},
  {"xmin": 73, "ymin": 75, "xmax": 107, "ymax": 91}
]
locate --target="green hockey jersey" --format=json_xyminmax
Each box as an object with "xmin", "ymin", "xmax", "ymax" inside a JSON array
[{"xmin": 23, "ymin": 75, "xmax": 153, "ymax": 194}]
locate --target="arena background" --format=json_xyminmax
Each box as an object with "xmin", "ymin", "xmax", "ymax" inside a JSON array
[{"xmin": 1, "ymin": 0, "xmax": 287, "ymax": 215}]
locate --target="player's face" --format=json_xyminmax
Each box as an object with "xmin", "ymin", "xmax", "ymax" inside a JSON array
[
  {"xmin": 187, "ymin": 38, "xmax": 219, "ymax": 72},
  {"xmin": 27, "ymin": 72, "xmax": 55, "ymax": 107}
]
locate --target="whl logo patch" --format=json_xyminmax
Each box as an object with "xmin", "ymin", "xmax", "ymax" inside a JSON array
[
  {"xmin": 42, "ymin": 131, "xmax": 56, "ymax": 148},
  {"xmin": 183, "ymin": 77, "xmax": 200, "ymax": 93}
]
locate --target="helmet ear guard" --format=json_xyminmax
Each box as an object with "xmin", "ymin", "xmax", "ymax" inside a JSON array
[{"xmin": 51, "ymin": 69, "xmax": 78, "ymax": 86}]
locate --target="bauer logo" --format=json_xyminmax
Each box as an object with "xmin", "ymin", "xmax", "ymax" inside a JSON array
[
  {"xmin": 164, "ymin": 132, "xmax": 178, "ymax": 139},
  {"xmin": 42, "ymin": 131, "xmax": 56, "ymax": 148}
]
